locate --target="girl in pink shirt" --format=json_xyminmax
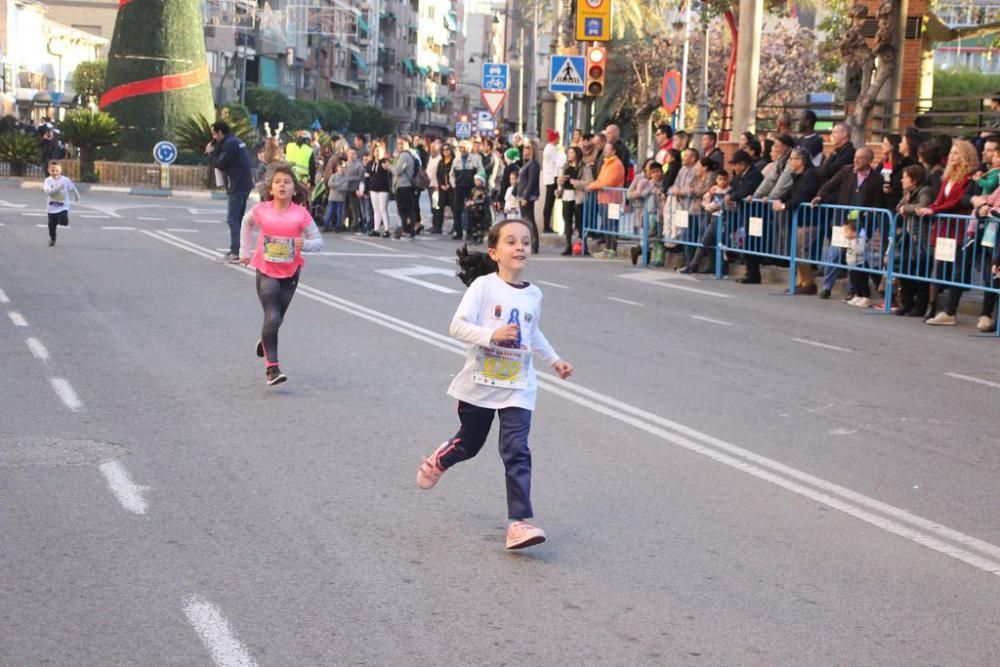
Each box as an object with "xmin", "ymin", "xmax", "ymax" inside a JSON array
[{"xmin": 239, "ymin": 165, "xmax": 323, "ymax": 385}]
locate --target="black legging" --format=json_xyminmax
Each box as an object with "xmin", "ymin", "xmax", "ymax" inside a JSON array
[{"xmin": 257, "ymin": 268, "xmax": 300, "ymax": 366}]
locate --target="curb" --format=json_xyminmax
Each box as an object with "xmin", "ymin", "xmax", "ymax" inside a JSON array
[{"xmin": 0, "ymin": 178, "xmax": 250, "ymax": 202}]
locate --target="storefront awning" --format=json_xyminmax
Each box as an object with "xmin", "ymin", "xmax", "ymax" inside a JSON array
[
  {"xmin": 444, "ymin": 11, "xmax": 458, "ymax": 32},
  {"xmin": 416, "ymin": 65, "xmax": 430, "ymax": 77},
  {"xmin": 402, "ymin": 58, "xmax": 415, "ymax": 76},
  {"xmin": 260, "ymin": 57, "xmax": 278, "ymax": 89},
  {"xmin": 357, "ymin": 15, "xmax": 368, "ymax": 34},
  {"xmin": 351, "ymin": 51, "xmax": 369, "ymax": 72}
]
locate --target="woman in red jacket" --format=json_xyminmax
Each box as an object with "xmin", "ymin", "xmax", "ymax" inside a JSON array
[{"xmin": 917, "ymin": 139, "xmax": 980, "ymax": 325}]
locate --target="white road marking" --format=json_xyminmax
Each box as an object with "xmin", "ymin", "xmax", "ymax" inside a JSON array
[
  {"xmin": 194, "ymin": 219, "xmax": 221, "ymax": 224},
  {"xmin": 35, "ymin": 224, "xmax": 49, "ymax": 228},
  {"xmin": 22, "ymin": 212, "xmax": 46, "ymax": 217},
  {"xmin": 50, "ymin": 378, "xmax": 82, "ymax": 411},
  {"xmin": 146, "ymin": 230, "xmax": 1000, "ymax": 575},
  {"xmin": 0, "ymin": 288, "xmax": 8, "ymax": 303},
  {"xmin": 607, "ymin": 296, "xmax": 643, "ymax": 306},
  {"xmin": 98, "ymin": 460, "xmax": 148, "ymax": 515},
  {"xmin": 82, "ymin": 214, "xmax": 110, "ymax": 219},
  {"xmin": 25, "ymin": 337, "xmax": 49, "ymax": 360},
  {"xmin": 101, "ymin": 226, "xmax": 136, "ymax": 231},
  {"xmin": 375, "ymin": 265, "xmax": 459, "ymax": 294},
  {"xmin": 0, "ymin": 199, "xmax": 27, "ymax": 208},
  {"xmin": 165, "ymin": 228, "xmax": 199, "ymax": 233},
  {"xmin": 187, "ymin": 208, "xmax": 222, "ymax": 215},
  {"xmin": 791, "ymin": 337, "xmax": 852, "ymax": 353},
  {"xmin": 618, "ymin": 271, "xmax": 734, "ymax": 298},
  {"xmin": 945, "ymin": 372, "xmax": 1000, "ymax": 391},
  {"xmin": 8, "ymin": 311, "xmax": 27, "ymax": 326},
  {"xmin": 317, "ymin": 252, "xmax": 418, "ymax": 257},
  {"xmin": 690, "ymin": 315, "xmax": 733, "ymax": 326},
  {"xmin": 138, "ymin": 216, "xmax": 166, "ymax": 221},
  {"xmin": 536, "ymin": 280, "xmax": 570, "ymax": 289},
  {"xmin": 345, "ymin": 237, "xmax": 406, "ymax": 252},
  {"xmin": 183, "ymin": 595, "xmax": 257, "ymax": 667}
]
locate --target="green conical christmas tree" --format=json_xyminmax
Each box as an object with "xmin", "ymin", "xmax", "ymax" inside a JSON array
[{"xmin": 100, "ymin": 0, "xmax": 215, "ymax": 156}]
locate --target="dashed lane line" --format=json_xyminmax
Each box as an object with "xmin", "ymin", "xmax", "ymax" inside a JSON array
[
  {"xmin": 25, "ymin": 337, "xmax": 49, "ymax": 360},
  {"xmin": 791, "ymin": 337, "xmax": 852, "ymax": 353},
  {"xmin": 536, "ymin": 280, "xmax": 570, "ymax": 289},
  {"xmin": 138, "ymin": 216, "xmax": 166, "ymax": 221},
  {"xmin": 607, "ymin": 296, "xmax": 643, "ymax": 306},
  {"xmin": 50, "ymin": 378, "xmax": 82, "ymax": 411},
  {"xmin": 165, "ymin": 228, "xmax": 199, "ymax": 233},
  {"xmin": 183, "ymin": 595, "xmax": 257, "ymax": 667},
  {"xmin": 690, "ymin": 315, "xmax": 733, "ymax": 326},
  {"xmin": 102, "ymin": 226, "xmax": 137, "ymax": 231},
  {"xmin": 8, "ymin": 311, "xmax": 27, "ymax": 326},
  {"xmin": 945, "ymin": 372, "xmax": 1000, "ymax": 391},
  {"xmin": 98, "ymin": 461, "xmax": 148, "ymax": 515},
  {"xmin": 0, "ymin": 288, "xmax": 8, "ymax": 304}
]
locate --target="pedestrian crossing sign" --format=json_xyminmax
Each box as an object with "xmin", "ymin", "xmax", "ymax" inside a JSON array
[{"xmin": 549, "ymin": 55, "xmax": 586, "ymax": 94}]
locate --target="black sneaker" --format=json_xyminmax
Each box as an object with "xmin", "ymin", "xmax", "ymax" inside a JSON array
[
  {"xmin": 256, "ymin": 339, "xmax": 264, "ymax": 358},
  {"xmin": 265, "ymin": 366, "xmax": 287, "ymax": 386},
  {"xmin": 49, "ymin": 239, "xmax": 56, "ymax": 247}
]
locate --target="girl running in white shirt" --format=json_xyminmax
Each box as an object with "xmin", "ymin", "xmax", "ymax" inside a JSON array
[
  {"xmin": 416, "ymin": 219, "xmax": 573, "ymax": 549},
  {"xmin": 239, "ymin": 165, "xmax": 323, "ymax": 385}
]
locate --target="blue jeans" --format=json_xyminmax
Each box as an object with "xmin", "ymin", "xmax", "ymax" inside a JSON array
[
  {"xmin": 822, "ymin": 245, "xmax": 844, "ymax": 292},
  {"xmin": 324, "ymin": 200, "xmax": 344, "ymax": 231},
  {"xmin": 227, "ymin": 190, "xmax": 251, "ymax": 255}
]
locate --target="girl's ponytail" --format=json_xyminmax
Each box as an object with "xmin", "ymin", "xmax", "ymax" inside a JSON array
[{"xmin": 455, "ymin": 244, "xmax": 498, "ymax": 286}]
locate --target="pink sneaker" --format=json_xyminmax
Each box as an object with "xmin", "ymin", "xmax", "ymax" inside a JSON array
[
  {"xmin": 505, "ymin": 521, "xmax": 546, "ymax": 550},
  {"xmin": 416, "ymin": 441, "xmax": 450, "ymax": 489}
]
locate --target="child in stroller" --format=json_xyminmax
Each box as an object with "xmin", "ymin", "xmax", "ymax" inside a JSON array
[{"xmin": 465, "ymin": 171, "xmax": 492, "ymax": 244}]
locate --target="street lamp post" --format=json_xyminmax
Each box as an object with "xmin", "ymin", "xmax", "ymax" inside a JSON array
[{"xmin": 694, "ymin": 17, "xmax": 710, "ymax": 138}]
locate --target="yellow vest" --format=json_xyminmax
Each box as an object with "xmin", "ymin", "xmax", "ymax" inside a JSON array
[{"xmin": 285, "ymin": 142, "xmax": 313, "ymax": 180}]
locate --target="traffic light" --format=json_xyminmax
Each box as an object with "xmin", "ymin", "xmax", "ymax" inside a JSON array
[
  {"xmin": 448, "ymin": 76, "xmax": 457, "ymax": 91},
  {"xmin": 585, "ymin": 46, "xmax": 606, "ymax": 97}
]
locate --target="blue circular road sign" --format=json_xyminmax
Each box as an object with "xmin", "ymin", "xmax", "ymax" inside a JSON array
[{"xmin": 153, "ymin": 141, "xmax": 178, "ymax": 165}]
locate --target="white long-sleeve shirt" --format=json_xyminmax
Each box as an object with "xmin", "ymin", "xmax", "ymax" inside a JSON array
[
  {"xmin": 541, "ymin": 142, "xmax": 566, "ymax": 185},
  {"xmin": 43, "ymin": 176, "xmax": 80, "ymax": 214},
  {"xmin": 447, "ymin": 273, "xmax": 560, "ymax": 411}
]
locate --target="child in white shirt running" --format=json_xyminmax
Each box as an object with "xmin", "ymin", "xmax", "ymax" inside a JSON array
[
  {"xmin": 416, "ymin": 218, "xmax": 573, "ymax": 550},
  {"xmin": 42, "ymin": 161, "xmax": 80, "ymax": 246}
]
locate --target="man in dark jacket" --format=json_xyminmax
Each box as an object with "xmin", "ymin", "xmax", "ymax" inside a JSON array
[
  {"xmin": 772, "ymin": 148, "xmax": 820, "ymax": 294},
  {"xmin": 810, "ymin": 146, "xmax": 882, "ymax": 298},
  {"xmin": 205, "ymin": 120, "xmax": 254, "ymax": 262},
  {"xmin": 726, "ymin": 150, "xmax": 764, "ymax": 202},
  {"xmin": 815, "ymin": 122, "xmax": 856, "ymax": 184}
]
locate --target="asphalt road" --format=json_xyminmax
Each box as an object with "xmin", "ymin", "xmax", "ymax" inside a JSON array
[{"xmin": 1, "ymin": 188, "xmax": 1000, "ymax": 666}]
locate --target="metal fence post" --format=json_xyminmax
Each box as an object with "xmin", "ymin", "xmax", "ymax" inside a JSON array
[
  {"xmin": 788, "ymin": 206, "xmax": 798, "ymax": 294},
  {"xmin": 883, "ymin": 212, "xmax": 897, "ymax": 314}
]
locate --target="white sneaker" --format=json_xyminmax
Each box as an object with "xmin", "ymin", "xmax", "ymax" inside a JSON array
[
  {"xmin": 977, "ymin": 315, "xmax": 995, "ymax": 332},
  {"xmin": 852, "ymin": 297, "xmax": 872, "ymax": 308},
  {"xmin": 845, "ymin": 296, "xmax": 861, "ymax": 306},
  {"xmin": 926, "ymin": 312, "xmax": 957, "ymax": 326}
]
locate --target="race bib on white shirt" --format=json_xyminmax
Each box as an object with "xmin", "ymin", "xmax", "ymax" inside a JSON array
[
  {"xmin": 471, "ymin": 344, "xmax": 529, "ymax": 389},
  {"xmin": 262, "ymin": 235, "xmax": 295, "ymax": 263}
]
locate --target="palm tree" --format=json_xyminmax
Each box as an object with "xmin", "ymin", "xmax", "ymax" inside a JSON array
[{"xmin": 60, "ymin": 110, "xmax": 120, "ymax": 182}]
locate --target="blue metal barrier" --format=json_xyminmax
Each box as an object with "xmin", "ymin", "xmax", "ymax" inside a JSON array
[
  {"xmin": 791, "ymin": 203, "xmax": 897, "ymax": 313},
  {"xmin": 581, "ymin": 188, "xmax": 648, "ymax": 259},
  {"xmin": 718, "ymin": 199, "xmax": 795, "ymax": 288},
  {"xmin": 892, "ymin": 212, "xmax": 1000, "ymax": 333}
]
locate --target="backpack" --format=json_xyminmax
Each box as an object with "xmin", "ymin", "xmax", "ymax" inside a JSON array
[{"xmin": 410, "ymin": 151, "xmax": 430, "ymax": 191}]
